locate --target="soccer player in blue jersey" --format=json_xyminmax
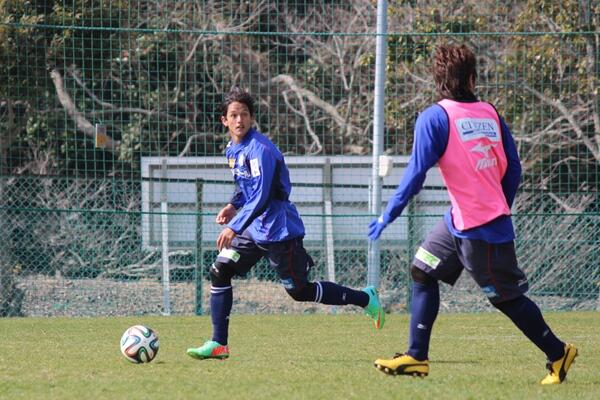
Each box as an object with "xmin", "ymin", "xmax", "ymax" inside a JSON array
[
  {"xmin": 369, "ymin": 44, "xmax": 576, "ymax": 384},
  {"xmin": 186, "ymin": 87, "xmax": 384, "ymax": 360}
]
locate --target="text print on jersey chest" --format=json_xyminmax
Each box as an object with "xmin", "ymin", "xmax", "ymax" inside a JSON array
[
  {"xmin": 230, "ymin": 152, "xmax": 252, "ymax": 178},
  {"xmin": 455, "ymin": 118, "xmax": 500, "ymax": 142}
]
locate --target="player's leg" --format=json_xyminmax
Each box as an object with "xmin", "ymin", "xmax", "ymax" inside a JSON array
[
  {"xmin": 187, "ymin": 232, "xmax": 263, "ymax": 360},
  {"xmin": 495, "ymin": 295, "xmax": 577, "ymax": 384},
  {"xmin": 373, "ymin": 266, "xmax": 436, "ymax": 377},
  {"xmin": 457, "ymin": 239, "xmax": 577, "ymax": 384},
  {"xmin": 406, "ymin": 266, "xmax": 439, "ymax": 362},
  {"xmin": 265, "ymin": 237, "xmax": 384, "ymax": 328},
  {"xmin": 374, "ymin": 219, "xmax": 462, "ymax": 376}
]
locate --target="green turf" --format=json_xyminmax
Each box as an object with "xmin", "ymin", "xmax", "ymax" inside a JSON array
[{"xmin": 0, "ymin": 312, "xmax": 598, "ymax": 399}]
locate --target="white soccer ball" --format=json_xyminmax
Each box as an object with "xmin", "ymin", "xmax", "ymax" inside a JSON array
[{"xmin": 120, "ymin": 325, "xmax": 159, "ymax": 363}]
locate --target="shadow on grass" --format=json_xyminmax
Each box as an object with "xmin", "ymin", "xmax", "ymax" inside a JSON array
[{"xmin": 428, "ymin": 359, "xmax": 481, "ymax": 365}]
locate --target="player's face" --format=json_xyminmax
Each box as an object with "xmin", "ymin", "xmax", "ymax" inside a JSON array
[{"xmin": 221, "ymin": 101, "xmax": 253, "ymax": 143}]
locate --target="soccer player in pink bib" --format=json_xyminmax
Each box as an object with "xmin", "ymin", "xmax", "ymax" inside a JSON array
[{"xmin": 368, "ymin": 44, "xmax": 576, "ymax": 384}]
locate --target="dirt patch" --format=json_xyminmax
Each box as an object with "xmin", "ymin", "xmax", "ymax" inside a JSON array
[
  {"xmin": 16, "ymin": 275, "xmax": 596, "ymax": 317},
  {"xmin": 17, "ymin": 276, "xmax": 343, "ymax": 317}
]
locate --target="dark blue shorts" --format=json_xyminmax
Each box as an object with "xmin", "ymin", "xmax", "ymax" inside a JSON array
[
  {"xmin": 412, "ymin": 219, "xmax": 529, "ymax": 303},
  {"xmin": 215, "ymin": 231, "xmax": 314, "ymax": 291}
]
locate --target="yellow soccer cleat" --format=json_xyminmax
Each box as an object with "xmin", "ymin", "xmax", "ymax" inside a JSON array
[
  {"xmin": 540, "ymin": 343, "xmax": 578, "ymax": 385},
  {"xmin": 374, "ymin": 353, "xmax": 429, "ymax": 377}
]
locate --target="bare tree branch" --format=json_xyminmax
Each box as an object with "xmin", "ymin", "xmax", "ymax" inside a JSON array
[
  {"xmin": 281, "ymin": 90, "xmax": 323, "ymax": 154},
  {"xmin": 178, "ymin": 132, "xmax": 213, "ymax": 157},
  {"xmin": 67, "ymin": 67, "xmax": 196, "ymax": 130},
  {"xmin": 50, "ymin": 68, "xmax": 120, "ymax": 153},
  {"xmin": 272, "ymin": 74, "xmax": 351, "ymax": 133},
  {"xmin": 523, "ymin": 84, "xmax": 600, "ymax": 163}
]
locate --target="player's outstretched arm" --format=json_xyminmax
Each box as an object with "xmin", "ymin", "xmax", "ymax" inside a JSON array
[{"xmin": 367, "ymin": 106, "xmax": 447, "ymax": 242}]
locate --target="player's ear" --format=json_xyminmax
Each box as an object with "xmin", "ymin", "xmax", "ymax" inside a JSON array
[{"xmin": 220, "ymin": 115, "xmax": 228, "ymax": 127}]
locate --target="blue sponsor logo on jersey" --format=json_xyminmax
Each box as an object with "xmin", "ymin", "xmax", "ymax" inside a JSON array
[
  {"xmin": 232, "ymin": 167, "xmax": 252, "ymax": 178},
  {"xmin": 230, "ymin": 152, "xmax": 253, "ymax": 178}
]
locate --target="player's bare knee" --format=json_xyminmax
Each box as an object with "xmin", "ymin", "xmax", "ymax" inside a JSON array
[
  {"xmin": 209, "ymin": 262, "xmax": 233, "ymax": 287},
  {"xmin": 411, "ymin": 265, "xmax": 435, "ymax": 285},
  {"xmin": 285, "ymin": 282, "xmax": 316, "ymax": 302}
]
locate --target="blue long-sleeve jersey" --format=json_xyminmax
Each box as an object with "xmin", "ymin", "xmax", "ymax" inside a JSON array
[
  {"xmin": 381, "ymin": 101, "xmax": 522, "ymax": 243},
  {"xmin": 225, "ymin": 128, "xmax": 305, "ymax": 243}
]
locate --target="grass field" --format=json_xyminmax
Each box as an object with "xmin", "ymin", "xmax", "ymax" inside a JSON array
[{"xmin": 1, "ymin": 311, "xmax": 598, "ymax": 399}]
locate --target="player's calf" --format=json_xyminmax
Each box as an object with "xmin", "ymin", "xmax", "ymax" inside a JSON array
[{"xmin": 285, "ymin": 282, "xmax": 316, "ymax": 302}]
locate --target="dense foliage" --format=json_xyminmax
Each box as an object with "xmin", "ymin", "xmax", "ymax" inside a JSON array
[
  {"xmin": 0, "ymin": 1, "xmax": 597, "ymax": 185},
  {"xmin": 0, "ymin": 1, "xmax": 598, "ymax": 315}
]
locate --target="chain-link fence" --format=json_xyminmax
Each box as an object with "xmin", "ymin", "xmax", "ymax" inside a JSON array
[{"xmin": 1, "ymin": 1, "xmax": 599, "ymax": 316}]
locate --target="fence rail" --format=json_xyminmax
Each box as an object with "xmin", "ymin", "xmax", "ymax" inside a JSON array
[{"xmin": 1, "ymin": 1, "xmax": 599, "ymax": 316}]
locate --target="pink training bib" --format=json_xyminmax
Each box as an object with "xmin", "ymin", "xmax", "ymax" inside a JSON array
[{"xmin": 437, "ymin": 99, "xmax": 510, "ymax": 230}]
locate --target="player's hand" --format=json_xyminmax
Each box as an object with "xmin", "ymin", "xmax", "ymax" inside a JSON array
[
  {"xmin": 216, "ymin": 204, "xmax": 236, "ymax": 225},
  {"xmin": 217, "ymin": 227, "xmax": 237, "ymax": 251},
  {"xmin": 368, "ymin": 215, "xmax": 389, "ymax": 241}
]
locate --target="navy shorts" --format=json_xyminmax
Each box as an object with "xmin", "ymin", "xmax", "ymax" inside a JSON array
[
  {"xmin": 412, "ymin": 219, "xmax": 529, "ymax": 304},
  {"xmin": 215, "ymin": 231, "xmax": 314, "ymax": 291}
]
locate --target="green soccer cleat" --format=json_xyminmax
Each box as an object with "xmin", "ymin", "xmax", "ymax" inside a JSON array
[
  {"xmin": 374, "ymin": 353, "xmax": 429, "ymax": 377},
  {"xmin": 540, "ymin": 343, "xmax": 578, "ymax": 385},
  {"xmin": 363, "ymin": 285, "xmax": 385, "ymax": 330},
  {"xmin": 186, "ymin": 340, "xmax": 230, "ymax": 360}
]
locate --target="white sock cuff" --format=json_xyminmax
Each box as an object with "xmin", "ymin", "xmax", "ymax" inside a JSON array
[
  {"xmin": 315, "ymin": 281, "xmax": 323, "ymax": 303},
  {"xmin": 210, "ymin": 285, "xmax": 232, "ymax": 294}
]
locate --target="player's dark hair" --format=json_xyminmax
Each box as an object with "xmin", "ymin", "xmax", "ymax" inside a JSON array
[
  {"xmin": 221, "ymin": 87, "xmax": 255, "ymax": 117},
  {"xmin": 432, "ymin": 44, "xmax": 477, "ymax": 100}
]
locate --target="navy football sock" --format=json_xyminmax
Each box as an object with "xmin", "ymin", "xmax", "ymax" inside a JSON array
[
  {"xmin": 407, "ymin": 281, "xmax": 440, "ymax": 361},
  {"xmin": 494, "ymin": 295, "xmax": 564, "ymax": 361},
  {"xmin": 316, "ymin": 281, "xmax": 369, "ymax": 307},
  {"xmin": 210, "ymin": 285, "xmax": 233, "ymax": 346}
]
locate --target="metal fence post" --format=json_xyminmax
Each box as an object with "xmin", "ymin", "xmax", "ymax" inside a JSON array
[
  {"xmin": 195, "ymin": 178, "xmax": 204, "ymax": 316},
  {"xmin": 160, "ymin": 158, "xmax": 171, "ymax": 315},
  {"xmin": 367, "ymin": 0, "xmax": 388, "ymax": 289},
  {"xmin": 406, "ymin": 199, "xmax": 416, "ymax": 309}
]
